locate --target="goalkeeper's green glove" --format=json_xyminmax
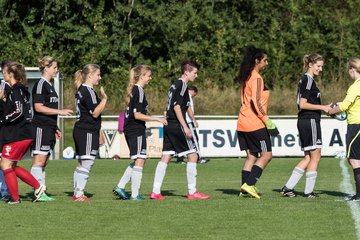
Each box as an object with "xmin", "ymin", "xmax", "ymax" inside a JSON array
[{"xmin": 265, "ymin": 119, "xmax": 279, "ymax": 136}]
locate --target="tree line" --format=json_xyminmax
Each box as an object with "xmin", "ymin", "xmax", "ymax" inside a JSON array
[{"xmin": 0, "ymin": 0, "xmax": 359, "ymax": 114}]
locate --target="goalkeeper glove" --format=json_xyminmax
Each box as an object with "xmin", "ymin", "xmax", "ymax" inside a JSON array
[{"xmin": 265, "ymin": 119, "xmax": 279, "ymax": 136}]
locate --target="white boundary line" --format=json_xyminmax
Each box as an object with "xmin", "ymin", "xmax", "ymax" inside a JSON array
[{"xmin": 339, "ymin": 156, "xmax": 360, "ymax": 239}]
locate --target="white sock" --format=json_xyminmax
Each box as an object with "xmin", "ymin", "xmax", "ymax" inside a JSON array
[
  {"xmin": 186, "ymin": 162, "xmax": 197, "ymax": 195},
  {"xmin": 131, "ymin": 166, "xmax": 143, "ymax": 198},
  {"xmin": 0, "ymin": 170, "xmax": 8, "ymax": 196},
  {"xmin": 304, "ymin": 171, "xmax": 317, "ymax": 194},
  {"xmin": 285, "ymin": 167, "xmax": 305, "ymax": 190},
  {"xmin": 73, "ymin": 170, "xmax": 78, "ymax": 190},
  {"xmin": 31, "ymin": 166, "xmax": 44, "ymax": 185},
  {"xmin": 152, "ymin": 161, "xmax": 168, "ymax": 194},
  {"xmin": 74, "ymin": 167, "xmax": 90, "ymax": 197},
  {"xmin": 42, "ymin": 169, "xmax": 46, "ymax": 186},
  {"xmin": 118, "ymin": 164, "xmax": 134, "ymax": 189}
]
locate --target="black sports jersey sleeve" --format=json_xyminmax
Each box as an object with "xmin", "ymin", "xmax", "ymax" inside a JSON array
[
  {"xmin": 0, "ymin": 84, "xmax": 33, "ymax": 144},
  {"xmin": 74, "ymin": 85, "xmax": 101, "ymax": 131},
  {"xmin": 297, "ymin": 74, "xmax": 321, "ymax": 119},
  {"xmin": 80, "ymin": 86, "xmax": 98, "ymax": 114},
  {"xmin": 32, "ymin": 78, "xmax": 59, "ymax": 127},
  {"xmin": 166, "ymin": 79, "xmax": 190, "ymax": 122},
  {"xmin": 124, "ymin": 85, "xmax": 148, "ymax": 130}
]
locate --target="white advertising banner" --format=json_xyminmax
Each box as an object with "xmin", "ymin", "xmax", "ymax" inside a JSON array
[{"xmin": 99, "ymin": 118, "xmax": 347, "ymax": 158}]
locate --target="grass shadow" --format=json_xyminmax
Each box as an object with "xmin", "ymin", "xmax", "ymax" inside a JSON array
[
  {"xmin": 64, "ymin": 191, "xmax": 94, "ymax": 198},
  {"xmin": 215, "ymin": 189, "xmax": 240, "ymax": 195}
]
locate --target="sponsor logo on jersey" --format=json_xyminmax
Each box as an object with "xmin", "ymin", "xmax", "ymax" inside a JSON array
[{"xmin": 5, "ymin": 145, "xmax": 11, "ymax": 156}]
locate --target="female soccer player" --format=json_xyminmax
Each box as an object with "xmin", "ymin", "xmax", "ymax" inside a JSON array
[
  {"xmin": 31, "ymin": 56, "xmax": 73, "ymax": 201},
  {"xmin": 0, "ymin": 61, "xmax": 46, "ymax": 204},
  {"xmin": 281, "ymin": 54, "xmax": 331, "ymax": 198},
  {"xmin": 72, "ymin": 64, "xmax": 107, "ymax": 201},
  {"xmin": 150, "ymin": 60, "xmax": 209, "ymax": 200},
  {"xmin": 0, "ymin": 60, "xmax": 12, "ymax": 200},
  {"xmin": 329, "ymin": 58, "xmax": 360, "ymax": 201},
  {"xmin": 113, "ymin": 65, "xmax": 167, "ymax": 200},
  {"xmin": 237, "ymin": 46, "xmax": 278, "ymax": 199}
]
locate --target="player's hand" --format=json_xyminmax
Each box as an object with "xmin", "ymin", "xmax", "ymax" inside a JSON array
[
  {"xmin": 157, "ymin": 117, "xmax": 168, "ymax": 126},
  {"xmin": 193, "ymin": 119, "xmax": 199, "ymax": 128},
  {"xmin": 0, "ymin": 89, "xmax": 4, "ymax": 100},
  {"xmin": 100, "ymin": 86, "xmax": 108, "ymax": 100},
  {"xmin": 55, "ymin": 129, "xmax": 62, "ymax": 139},
  {"xmin": 265, "ymin": 119, "xmax": 279, "ymax": 136},
  {"xmin": 184, "ymin": 126, "xmax": 192, "ymax": 138},
  {"xmin": 323, "ymin": 103, "xmax": 333, "ymax": 115},
  {"xmin": 59, "ymin": 109, "xmax": 73, "ymax": 116}
]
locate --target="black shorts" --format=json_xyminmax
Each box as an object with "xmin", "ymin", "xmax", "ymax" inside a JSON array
[
  {"xmin": 237, "ymin": 128, "xmax": 272, "ymax": 154},
  {"xmin": 124, "ymin": 128, "xmax": 147, "ymax": 160},
  {"xmin": 31, "ymin": 125, "xmax": 56, "ymax": 156},
  {"xmin": 162, "ymin": 122, "xmax": 196, "ymax": 157},
  {"xmin": 297, "ymin": 118, "xmax": 322, "ymax": 151},
  {"xmin": 73, "ymin": 127, "xmax": 99, "ymax": 160},
  {"xmin": 346, "ymin": 124, "xmax": 360, "ymax": 159}
]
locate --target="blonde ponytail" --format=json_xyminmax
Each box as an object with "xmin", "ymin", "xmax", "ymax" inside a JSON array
[
  {"xmin": 124, "ymin": 65, "xmax": 152, "ymax": 107},
  {"xmin": 74, "ymin": 64, "xmax": 100, "ymax": 90},
  {"xmin": 74, "ymin": 70, "xmax": 83, "ymax": 90}
]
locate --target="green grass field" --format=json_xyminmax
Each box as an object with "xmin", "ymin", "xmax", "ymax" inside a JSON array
[{"xmin": 0, "ymin": 157, "xmax": 357, "ymax": 240}]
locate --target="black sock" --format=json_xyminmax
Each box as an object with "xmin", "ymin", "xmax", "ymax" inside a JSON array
[
  {"xmin": 246, "ymin": 165, "xmax": 263, "ymax": 186},
  {"xmin": 353, "ymin": 168, "xmax": 360, "ymax": 196},
  {"xmin": 242, "ymin": 170, "xmax": 251, "ymax": 185}
]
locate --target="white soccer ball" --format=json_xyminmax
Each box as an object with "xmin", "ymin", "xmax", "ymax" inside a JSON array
[
  {"xmin": 334, "ymin": 111, "xmax": 348, "ymax": 121},
  {"xmin": 331, "ymin": 102, "xmax": 347, "ymax": 121}
]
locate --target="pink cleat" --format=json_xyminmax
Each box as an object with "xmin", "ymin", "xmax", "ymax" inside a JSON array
[
  {"xmin": 72, "ymin": 195, "xmax": 92, "ymax": 202},
  {"xmin": 150, "ymin": 192, "xmax": 164, "ymax": 200},
  {"xmin": 187, "ymin": 192, "xmax": 210, "ymax": 200}
]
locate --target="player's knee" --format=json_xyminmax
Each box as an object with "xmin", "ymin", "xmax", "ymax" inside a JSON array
[{"xmin": 80, "ymin": 159, "xmax": 95, "ymax": 171}]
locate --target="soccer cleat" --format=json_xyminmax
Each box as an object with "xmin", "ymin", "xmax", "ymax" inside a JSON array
[
  {"xmin": 7, "ymin": 198, "xmax": 21, "ymax": 205},
  {"xmin": 241, "ymin": 183, "xmax": 260, "ymax": 199},
  {"xmin": 33, "ymin": 185, "xmax": 46, "ymax": 202},
  {"xmin": 348, "ymin": 195, "xmax": 360, "ymax": 202},
  {"xmin": 187, "ymin": 191, "xmax": 209, "ymax": 200},
  {"xmin": 72, "ymin": 195, "xmax": 92, "ymax": 202},
  {"xmin": 198, "ymin": 159, "xmax": 210, "ymax": 164},
  {"xmin": 239, "ymin": 191, "xmax": 251, "ymax": 198},
  {"xmin": 130, "ymin": 195, "xmax": 145, "ymax": 201},
  {"xmin": 0, "ymin": 195, "xmax": 11, "ymax": 202},
  {"xmin": 113, "ymin": 187, "xmax": 129, "ymax": 200},
  {"xmin": 280, "ymin": 186, "xmax": 296, "ymax": 197},
  {"xmin": 36, "ymin": 193, "xmax": 55, "ymax": 202},
  {"xmin": 304, "ymin": 192, "xmax": 319, "ymax": 198},
  {"xmin": 150, "ymin": 192, "xmax": 164, "ymax": 200}
]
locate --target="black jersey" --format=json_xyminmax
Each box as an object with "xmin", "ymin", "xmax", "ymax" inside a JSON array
[
  {"xmin": 0, "ymin": 80, "xmax": 11, "ymax": 118},
  {"xmin": 0, "ymin": 83, "xmax": 32, "ymax": 144},
  {"xmin": 32, "ymin": 77, "xmax": 59, "ymax": 128},
  {"xmin": 124, "ymin": 84, "xmax": 148, "ymax": 130},
  {"xmin": 297, "ymin": 74, "xmax": 321, "ymax": 119},
  {"xmin": 74, "ymin": 84, "xmax": 101, "ymax": 131},
  {"xmin": 166, "ymin": 79, "xmax": 190, "ymax": 123}
]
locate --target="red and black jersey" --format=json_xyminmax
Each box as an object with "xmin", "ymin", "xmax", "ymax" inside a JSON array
[
  {"xmin": 165, "ymin": 79, "xmax": 190, "ymax": 123},
  {"xmin": 74, "ymin": 84, "xmax": 101, "ymax": 131},
  {"xmin": 297, "ymin": 73, "xmax": 321, "ymax": 120},
  {"xmin": 32, "ymin": 77, "xmax": 59, "ymax": 128},
  {"xmin": 124, "ymin": 84, "xmax": 148, "ymax": 130},
  {"xmin": 0, "ymin": 83, "xmax": 33, "ymax": 144}
]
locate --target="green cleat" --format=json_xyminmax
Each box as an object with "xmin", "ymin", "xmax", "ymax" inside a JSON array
[
  {"xmin": 130, "ymin": 195, "xmax": 145, "ymax": 201},
  {"xmin": 36, "ymin": 193, "xmax": 55, "ymax": 202},
  {"xmin": 113, "ymin": 187, "xmax": 129, "ymax": 200}
]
